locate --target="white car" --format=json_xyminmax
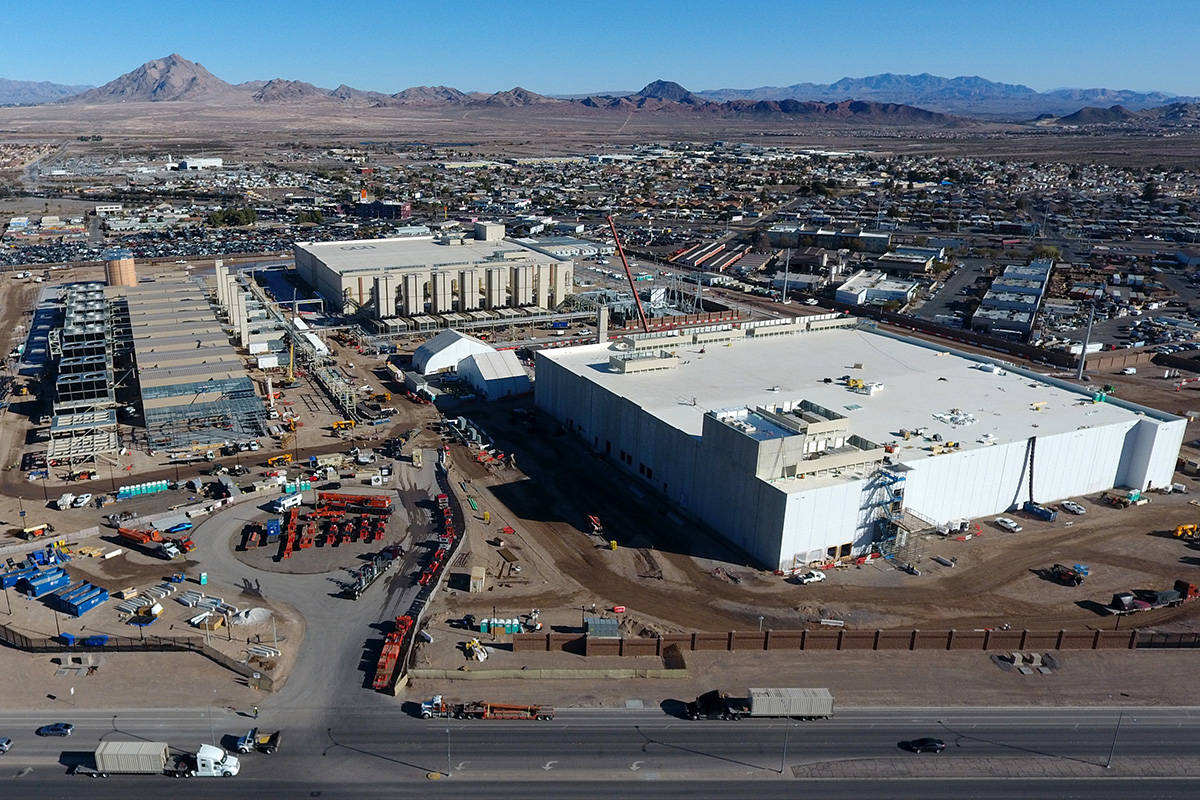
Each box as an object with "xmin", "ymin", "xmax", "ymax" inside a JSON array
[
  {"xmin": 1060, "ymin": 500, "xmax": 1087, "ymax": 515},
  {"xmin": 995, "ymin": 517, "xmax": 1023, "ymax": 532},
  {"xmin": 794, "ymin": 570, "xmax": 827, "ymax": 585},
  {"xmin": 71, "ymin": 493, "xmax": 93, "ymax": 508},
  {"xmin": 804, "ymin": 298, "xmax": 820, "ymax": 306}
]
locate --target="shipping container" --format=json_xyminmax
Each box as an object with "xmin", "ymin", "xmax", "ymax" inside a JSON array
[
  {"xmin": 94, "ymin": 740, "xmax": 169, "ymax": 774},
  {"xmin": 748, "ymin": 687, "xmax": 834, "ymax": 718}
]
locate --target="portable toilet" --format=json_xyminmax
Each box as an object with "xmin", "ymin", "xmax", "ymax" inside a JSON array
[{"xmin": 479, "ymin": 618, "xmax": 489, "ymax": 634}]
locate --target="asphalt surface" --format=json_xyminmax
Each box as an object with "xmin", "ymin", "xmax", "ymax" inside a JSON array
[{"xmin": 2, "ymin": 707, "xmax": 1199, "ymax": 796}]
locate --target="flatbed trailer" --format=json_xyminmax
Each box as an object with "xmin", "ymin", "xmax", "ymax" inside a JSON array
[{"xmin": 420, "ymin": 695, "xmax": 554, "ymax": 720}]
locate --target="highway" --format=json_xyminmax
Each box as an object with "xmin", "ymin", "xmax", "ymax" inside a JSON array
[{"xmin": 2, "ymin": 706, "xmax": 1199, "ymax": 797}]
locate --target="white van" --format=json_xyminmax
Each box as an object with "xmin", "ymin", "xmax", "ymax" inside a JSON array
[{"xmin": 1120, "ymin": 367, "xmax": 1137, "ymax": 375}]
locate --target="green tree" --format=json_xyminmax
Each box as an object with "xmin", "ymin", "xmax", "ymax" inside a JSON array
[{"xmin": 1031, "ymin": 244, "xmax": 1060, "ymax": 260}]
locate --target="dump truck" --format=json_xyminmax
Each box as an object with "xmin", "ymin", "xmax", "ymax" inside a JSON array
[
  {"xmin": 686, "ymin": 688, "xmax": 834, "ymax": 720},
  {"xmin": 419, "ymin": 695, "xmax": 554, "ymax": 720},
  {"xmin": 74, "ymin": 741, "xmax": 240, "ymax": 777},
  {"xmin": 235, "ymin": 728, "xmax": 281, "ymax": 754}
]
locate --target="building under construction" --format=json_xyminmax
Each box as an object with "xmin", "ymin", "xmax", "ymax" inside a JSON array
[
  {"xmin": 46, "ymin": 282, "xmax": 119, "ymax": 463},
  {"xmin": 112, "ymin": 277, "xmax": 266, "ymax": 451},
  {"xmin": 535, "ymin": 315, "xmax": 1185, "ymax": 570}
]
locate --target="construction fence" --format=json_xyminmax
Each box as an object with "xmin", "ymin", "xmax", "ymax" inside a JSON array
[
  {"xmin": 0, "ymin": 620, "xmax": 275, "ymax": 691},
  {"xmin": 512, "ymin": 628, "xmax": 1163, "ymax": 656}
]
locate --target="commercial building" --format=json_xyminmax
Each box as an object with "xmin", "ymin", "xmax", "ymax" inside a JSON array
[
  {"xmin": 875, "ymin": 251, "xmax": 935, "ymax": 275},
  {"xmin": 971, "ymin": 260, "xmax": 1053, "ymax": 339},
  {"xmin": 535, "ymin": 317, "xmax": 1184, "ymax": 570},
  {"xmin": 835, "ymin": 270, "xmax": 917, "ymax": 306},
  {"xmin": 294, "ymin": 226, "xmax": 573, "ymax": 319}
]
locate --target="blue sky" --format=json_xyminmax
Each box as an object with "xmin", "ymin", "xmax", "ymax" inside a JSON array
[{"xmin": 4, "ymin": 0, "xmax": 1199, "ymax": 95}]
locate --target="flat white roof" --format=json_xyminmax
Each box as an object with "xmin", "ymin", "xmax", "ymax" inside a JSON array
[
  {"xmin": 296, "ymin": 236, "xmax": 557, "ymax": 275},
  {"xmin": 540, "ymin": 326, "xmax": 1163, "ymax": 463}
]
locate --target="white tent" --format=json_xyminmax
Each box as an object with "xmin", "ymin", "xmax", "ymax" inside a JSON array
[
  {"xmin": 459, "ymin": 350, "xmax": 531, "ymax": 400},
  {"xmin": 412, "ymin": 330, "xmax": 493, "ymax": 375}
]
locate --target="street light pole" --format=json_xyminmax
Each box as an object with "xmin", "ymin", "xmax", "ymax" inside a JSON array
[
  {"xmin": 1105, "ymin": 710, "xmax": 1124, "ymax": 769},
  {"xmin": 445, "ymin": 727, "xmax": 451, "ymax": 777},
  {"xmin": 780, "ymin": 722, "xmax": 790, "ymax": 774}
]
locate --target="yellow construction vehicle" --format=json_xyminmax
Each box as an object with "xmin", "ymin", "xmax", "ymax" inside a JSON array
[
  {"xmin": 1174, "ymin": 523, "xmax": 1199, "ymax": 540},
  {"xmin": 267, "ymin": 454, "xmax": 293, "ymax": 467},
  {"xmin": 14, "ymin": 384, "xmax": 29, "ymax": 396},
  {"xmin": 332, "ymin": 420, "xmax": 356, "ymax": 430},
  {"xmin": 371, "ymin": 392, "xmax": 391, "ymax": 402}
]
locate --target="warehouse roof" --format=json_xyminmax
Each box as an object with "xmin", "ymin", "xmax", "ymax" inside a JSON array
[
  {"xmin": 539, "ymin": 325, "xmax": 1176, "ymax": 463},
  {"xmin": 296, "ymin": 235, "xmax": 556, "ymax": 275}
]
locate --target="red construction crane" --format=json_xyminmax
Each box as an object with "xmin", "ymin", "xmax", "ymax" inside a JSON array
[{"xmin": 606, "ymin": 215, "xmax": 650, "ymax": 333}]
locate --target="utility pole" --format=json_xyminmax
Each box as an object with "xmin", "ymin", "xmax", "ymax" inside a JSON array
[
  {"xmin": 781, "ymin": 249, "xmax": 791, "ymax": 304},
  {"xmin": 1076, "ymin": 303, "xmax": 1095, "ymax": 381},
  {"xmin": 445, "ymin": 727, "xmax": 452, "ymax": 777},
  {"xmin": 1105, "ymin": 711, "xmax": 1123, "ymax": 769}
]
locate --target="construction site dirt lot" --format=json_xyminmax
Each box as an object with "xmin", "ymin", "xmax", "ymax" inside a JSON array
[
  {"xmin": 403, "ymin": 648, "xmax": 1200, "ymax": 710},
  {"xmin": 427, "ymin": 399, "xmax": 1200, "ymax": 641}
]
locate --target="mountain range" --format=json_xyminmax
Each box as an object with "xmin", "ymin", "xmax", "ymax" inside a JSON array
[
  {"xmin": 41, "ymin": 55, "xmax": 959, "ymax": 125},
  {"xmin": 0, "ymin": 77, "xmax": 93, "ymax": 105},
  {"xmin": 696, "ymin": 73, "xmax": 1198, "ymax": 116},
  {"xmin": 8, "ymin": 55, "xmax": 1197, "ymax": 123}
]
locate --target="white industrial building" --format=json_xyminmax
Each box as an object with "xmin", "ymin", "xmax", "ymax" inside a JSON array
[
  {"xmin": 459, "ymin": 350, "xmax": 531, "ymax": 400},
  {"xmin": 835, "ymin": 270, "xmax": 917, "ymax": 306},
  {"xmin": 294, "ymin": 224, "xmax": 574, "ymax": 318},
  {"xmin": 413, "ymin": 330, "xmax": 494, "ymax": 375},
  {"xmin": 535, "ymin": 316, "xmax": 1185, "ymax": 570}
]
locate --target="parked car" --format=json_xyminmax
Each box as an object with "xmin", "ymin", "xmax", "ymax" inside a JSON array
[
  {"xmin": 70, "ymin": 493, "xmax": 92, "ymax": 508},
  {"xmin": 995, "ymin": 517, "xmax": 1023, "ymax": 533},
  {"xmin": 0, "ymin": 737, "xmax": 11, "ymax": 753},
  {"xmin": 35, "ymin": 723, "xmax": 73, "ymax": 737},
  {"xmin": 900, "ymin": 737, "xmax": 946, "ymax": 754},
  {"xmin": 1060, "ymin": 500, "xmax": 1086, "ymax": 515},
  {"xmin": 794, "ymin": 570, "xmax": 827, "ymax": 585}
]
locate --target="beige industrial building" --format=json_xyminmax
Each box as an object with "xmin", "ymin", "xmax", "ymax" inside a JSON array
[{"xmin": 294, "ymin": 223, "xmax": 574, "ymax": 319}]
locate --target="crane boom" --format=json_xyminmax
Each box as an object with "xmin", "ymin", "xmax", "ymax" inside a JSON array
[{"xmin": 606, "ymin": 215, "xmax": 650, "ymax": 333}]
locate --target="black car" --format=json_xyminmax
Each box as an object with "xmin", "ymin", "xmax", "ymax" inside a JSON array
[
  {"xmin": 36, "ymin": 723, "xmax": 73, "ymax": 737},
  {"xmin": 901, "ymin": 737, "xmax": 945, "ymax": 753}
]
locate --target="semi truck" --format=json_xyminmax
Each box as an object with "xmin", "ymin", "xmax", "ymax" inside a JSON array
[
  {"xmin": 686, "ymin": 688, "xmax": 834, "ymax": 720},
  {"xmin": 1104, "ymin": 582, "xmax": 1197, "ymax": 615},
  {"xmin": 420, "ymin": 695, "xmax": 554, "ymax": 720},
  {"xmin": 73, "ymin": 741, "xmax": 240, "ymax": 777}
]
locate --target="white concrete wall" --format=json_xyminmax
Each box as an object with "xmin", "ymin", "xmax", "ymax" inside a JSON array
[
  {"xmin": 779, "ymin": 479, "xmax": 867, "ymax": 567},
  {"xmin": 902, "ymin": 422, "xmax": 1134, "ymax": 521}
]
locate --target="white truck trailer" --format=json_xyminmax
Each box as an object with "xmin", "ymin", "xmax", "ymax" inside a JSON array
[
  {"xmin": 686, "ymin": 687, "xmax": 834, "ymax": 720},
  {"xmin": 75, "ymin": 741, "xmax": 241, "ymax": 778}
]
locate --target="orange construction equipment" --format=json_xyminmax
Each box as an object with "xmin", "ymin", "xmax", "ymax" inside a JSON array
[
  {"xmin": 118, "ymin": 527, "xmax": 164, "ymax": 545},
  {"xmin": 267, "ymin": 454, "xmax": 293, "ymax": 467},
  {"xmin": 281, "ymin": 508, "xmax": 300, "ymax": 559},
  {"xmin": 606, "ymin": 215, "xmax": 650, "ymax": 333},
  {"xmin": 317, "ymin": 492, "xmax": 393, "ymax": 514},
  {"xmin": 372, "ymin": 615, "xmax": 414, "ymax": 691},
  {"xmin": 332, "ymin": 420, "xmax": 356, "ymax": 430},
  {"xmin": 1174, "ymin": 523, "xmax": 1199, "ymax": 540}
]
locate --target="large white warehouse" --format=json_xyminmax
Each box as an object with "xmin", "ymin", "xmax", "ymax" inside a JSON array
[{"xmin": 534, "ymin": 315, "xmax": 1186, "ymax": 570}]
